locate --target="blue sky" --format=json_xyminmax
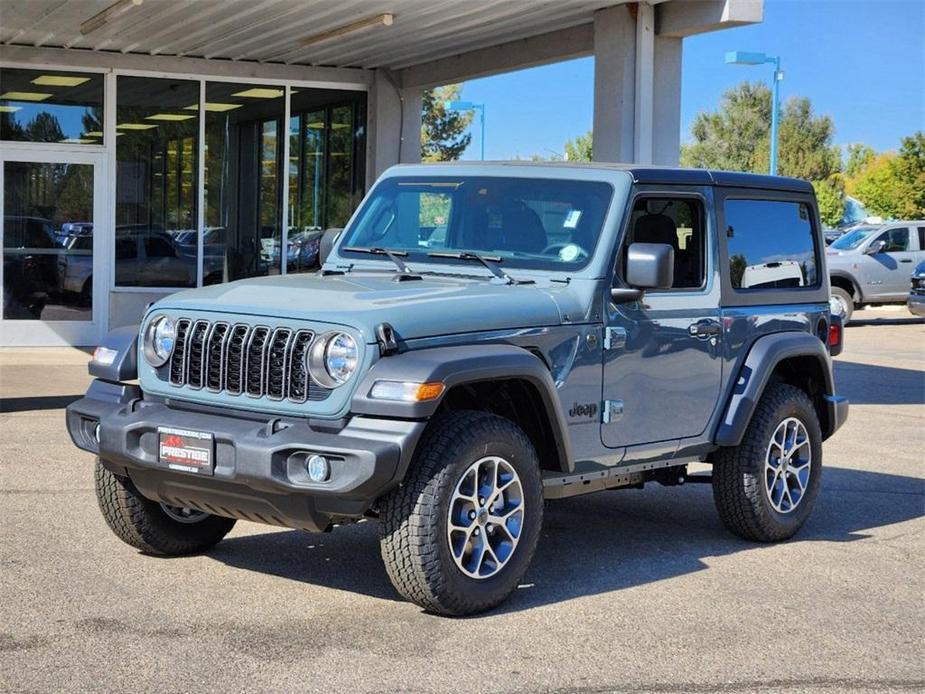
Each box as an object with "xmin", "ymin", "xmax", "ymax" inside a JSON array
[{"xmin": 456, "ymin": 0, "xmax": 925, "ymax": 160}]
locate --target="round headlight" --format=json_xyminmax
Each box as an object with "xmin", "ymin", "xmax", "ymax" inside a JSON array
[
  {"xmin": 143, "ymin": 314, "xmax": 175, "ymax": 367},
  {"xmin": 309, "ymin": 331, "xmax": 358, "ymax": 387}
]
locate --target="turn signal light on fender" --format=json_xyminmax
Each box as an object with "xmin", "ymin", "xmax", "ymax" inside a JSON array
[{"xmin": 369, "ymin": 380, "xmax": 446, "ymax": 402}]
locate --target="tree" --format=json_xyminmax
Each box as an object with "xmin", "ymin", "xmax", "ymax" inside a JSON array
[
  {"xmin": 848, "ymin": 132, "xmax": 925, "ymax": 219},
  {"xmin": 845, "ymin": 143, "xmax": 876, "ymax": 178},
  {"xmin": 564, "ymin": 131, "xmax": 593, "ymax": 161},
  {"xmin": 421, "ymin": 84, "xmax": 473, "ymax": 161},
  {"xmin": 680, "ymin": 81, "xmax": 772, "ymax": 173},
  {"xmin": 812, "ymin": 176, "xmax": 846, "ymax": 227},
  {"xmin": 680, "ymin": 82, "xmax": 840, "ymax": 180}
]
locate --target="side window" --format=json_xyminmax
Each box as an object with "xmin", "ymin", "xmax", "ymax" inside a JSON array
[
  {"xmin": 877, "ymin": 228, "xmax": 910, "ymax": 253},
  {"xmin": 724, "ymin": 199, "xmax": 818, "ymax": 290},
  {"xmin": 627, "ymin": 197, "xmax": 706, "ymax": 289},
  {"xmin": 918, "ymin": 227, "xmax": 925, "ymax": 250}
]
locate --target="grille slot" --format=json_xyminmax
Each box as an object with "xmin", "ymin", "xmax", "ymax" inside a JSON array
[{"xmin": 165, "ymin": 318, "xmax": 332, "ymax": 404}]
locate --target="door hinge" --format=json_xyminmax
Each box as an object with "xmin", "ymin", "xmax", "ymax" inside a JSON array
[
  {"xmin": 602, "ymin": 399, "xmax": 624, "ymax": 424},
  {"xmin": 603, "ymin": 327, "xmax": 627, "ymax": 350}
]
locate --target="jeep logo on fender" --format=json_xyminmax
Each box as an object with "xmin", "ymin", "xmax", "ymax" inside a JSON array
[{"xmin": 569, "ymin": 402, "xmax": 598, "ymax": 419}]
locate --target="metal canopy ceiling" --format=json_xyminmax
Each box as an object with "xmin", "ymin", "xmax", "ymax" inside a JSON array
[{"xmin": 0, "ymin": 0, "xmax": 631, "ymax": 70}]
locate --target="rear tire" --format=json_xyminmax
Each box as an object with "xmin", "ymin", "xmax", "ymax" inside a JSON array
[
  {"xmin": 379, "ymin": 411, "xmax": 543, "ymax": 616},
  {"xmin": 830, "ymin": 286, "xmax": 854, "ymax": 324},
  {"xmin": 94, "ymin": 460, "xmax": 236, "ymax": 556},
  {"xmin": 712, "ymin": 383, "xmax": 822, "ymax": 542}
]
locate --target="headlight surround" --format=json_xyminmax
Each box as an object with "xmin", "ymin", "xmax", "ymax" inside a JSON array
[
  {"xmin": 143, "ymin": 314, "xmax": 176, "ymax": 367},
  {"xmin": 309, "ymin": 331, "xmax": 358, "ymax": 387}
]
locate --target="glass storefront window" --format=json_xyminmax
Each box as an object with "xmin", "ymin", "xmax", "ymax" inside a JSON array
[
  {"xmin": 115, "ymin": 76, "xmax": 199, "ymax": 287},
  {"xmin": 3, "ymin": 161, "xmax": 94, "ymax": 320},
  {"xmin": 203, "ymin": 82, "xmax": 285, "ymax": 284},
  {"xmin": 287, "ymin": 91, "xmax": 366, "ymax": 274},
  {"xmin": 1, "ymin": 68, "xmax": 104, "ymax": 145}
]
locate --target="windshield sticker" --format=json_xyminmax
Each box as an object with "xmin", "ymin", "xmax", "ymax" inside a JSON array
[{"xmin": 563, "ymin": 209, "xmax": 582, "ymax": 229}]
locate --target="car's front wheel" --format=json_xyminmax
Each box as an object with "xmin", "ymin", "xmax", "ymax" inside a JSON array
[
  {"xmin": 830, "ymin": 286, "xmax": 854, "ymax": 324},
  {"xmin": 95, "ymin": 460, "xmax": 236, "ymax": 555},
  {"xmin": 379, "ymin": 411, "xmax": 543, "ymax": 615}
]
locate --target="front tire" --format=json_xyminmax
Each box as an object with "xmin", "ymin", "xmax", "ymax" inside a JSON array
[
  {"xmin": 379, "ymin": 412, "xmax": 543, "ymax": 616},
  {"xmin": 94, "ymin": 460, "xmax": 236, "ymax": 556},
  {"xmin": 712, "ymin": 383, "xmax": 823, "ymax": 542},
  {"xmin": 830, "ymin": 286, "xmax": 854, "ymax": 324}
]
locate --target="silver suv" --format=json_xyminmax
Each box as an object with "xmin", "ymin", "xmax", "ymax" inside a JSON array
[{"xmin": 827, "ymin": 222, "xmax": 925, "ymax": 322}]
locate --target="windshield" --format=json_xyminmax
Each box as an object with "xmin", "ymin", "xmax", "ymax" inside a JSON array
[
  {"xmin": 831, "ymin": 226, "xmax": 877, "ymax": 250},
  {"xmin": 338, "ymin": 176, "xmax": 613, "ymax": 271}
]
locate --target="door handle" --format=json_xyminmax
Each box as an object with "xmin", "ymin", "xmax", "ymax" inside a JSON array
[
  {"xmin": 688, "ymin": 320, "xmax": 721, "ymax": 337},
  {"xmin": 900, "ymin": 258, "xmax": 912, "ymax": 263}
]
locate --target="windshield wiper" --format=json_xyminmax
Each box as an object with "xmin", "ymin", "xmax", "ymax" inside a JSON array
[
  {"xmin": 426, "ymin": 251, "xmax": 532, "ymax": 285},
  {"xmin": 341, "ymin": 247, "xmax": 421, "ymax": 281}
]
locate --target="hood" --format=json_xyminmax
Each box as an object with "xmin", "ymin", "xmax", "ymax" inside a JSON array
[{"xmin": 156, "ymin": 271, "xmax": 566, "ymax": 342}]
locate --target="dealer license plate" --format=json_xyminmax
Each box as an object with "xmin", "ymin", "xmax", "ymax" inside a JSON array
[{"xmin": 157, "ymin": 426, "xmax": 214, "ymax": 475}]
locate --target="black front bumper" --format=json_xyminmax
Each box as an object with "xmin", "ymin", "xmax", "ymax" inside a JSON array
[{"xmin": 67, "ymin": 380, "xmax": 426, "ymax": 531}]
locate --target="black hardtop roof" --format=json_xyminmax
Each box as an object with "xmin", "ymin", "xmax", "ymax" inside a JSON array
[{"xmin": 406, "ymin": 161, "xmax": 814, "ymax": 194}]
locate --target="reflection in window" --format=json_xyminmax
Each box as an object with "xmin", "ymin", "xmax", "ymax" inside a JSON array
[
  {"xmin": 115, "ymin": 76, "xmax": 198, "ymax": 287},
  {"xmin": 725, "ymin": 199, "xmax": 819, "ymax": 290},
  {"xmin": 1, "ymin": 68, "xmax": 104, "ymax": 145},
  {"xmin": 287, "ymin": 93, "xmax": 366, "ymax": 274},
  {"xmin": 3, "ymin": 161, "xmax": 94, "ymax": 320},
  {"xmin": 203, "ymin": 82, "xmax": 285, "ymax": 284}
]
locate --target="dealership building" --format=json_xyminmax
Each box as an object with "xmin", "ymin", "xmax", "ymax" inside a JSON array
[{"xmin": 0, "ymin": 0, "xmax": 762, "ymax": 346}]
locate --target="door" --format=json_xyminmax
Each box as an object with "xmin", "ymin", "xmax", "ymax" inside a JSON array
[
  {"xmin": 1, "ymin": 149, "xmax": 107, "ymax": 346},
  {"xmin": 860, "ymin": 226, "xmax": 917, "ymax": 300},
  {"xmin": 602, "ymin": 190, "xmax": 724, "ymax": 454}
]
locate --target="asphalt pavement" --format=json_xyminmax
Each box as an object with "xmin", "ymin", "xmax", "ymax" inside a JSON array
[{"xmin": 1, "ymin": 308, "xmax": 923, "ymax": 693}]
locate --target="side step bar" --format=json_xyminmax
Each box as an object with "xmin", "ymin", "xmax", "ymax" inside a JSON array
[{"xmin": 543, "ymin": 459, "xmax": 712, "ymax": 500}]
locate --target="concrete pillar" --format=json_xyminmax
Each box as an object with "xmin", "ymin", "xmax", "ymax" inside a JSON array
[
  {"xmin": 652, "ymin": 35, "xmax": 682, "ymax": 165},
  {"xmin": 367, "ymin": 69, "xmax": 422, "ymax": 186},
  {"xmin": 633, "ymin": 2, "xmax": 655, "ymax": 164},
  {"xmin": 592, "ymin": 5, "xmax": 636, "ymax": 163}
]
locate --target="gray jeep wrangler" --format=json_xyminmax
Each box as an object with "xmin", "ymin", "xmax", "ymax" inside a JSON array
[{"xmin": 67, "ymin": 163, "xmax": 848, "ymax": 615}]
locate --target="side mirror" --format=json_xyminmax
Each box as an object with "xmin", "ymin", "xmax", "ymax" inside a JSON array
[
  {"xmin": 863, "ymin": 239, "xmax": 886, "ymax": 255},
  {"xmin": 611, "ymin": 242, "xmax": 675, "ymax": 303},
  {"xmin": 319, "ymin": 227, "xmax": 343, "ymax": 265}
]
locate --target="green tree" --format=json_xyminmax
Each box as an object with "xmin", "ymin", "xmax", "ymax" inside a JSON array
[
  {"xmin": 680, "ymin": 82, "xmax": 840, "ymax": 180},
  {"xmin": 812, "ymin": 175, "xmax": 846, "ymax": 227},
  {"xmin": 847, "ymin": 133, "xmax": 925, "ymax": 219},
  {"xmin": 421, "ymin": 84, "xmax": 473, "ymax": 161},
  {"xmin": 564, "ymin": 131, "xmax": 593, "ymax": 161},
  {"xmin": 845, "ymin": 143, "xmax": 876, "ymax": 178}
]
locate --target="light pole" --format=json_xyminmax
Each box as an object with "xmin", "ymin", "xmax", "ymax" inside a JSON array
[
  {"xmin": 444, "ymin": 100, "xmax": 485, "ymax": 160},
  {"xmin": 725, "ymin": 51, "xmax": 783, "ymax": 175}
]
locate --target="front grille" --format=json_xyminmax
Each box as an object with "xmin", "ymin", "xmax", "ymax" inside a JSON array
[{"xmin": 168, "ymin": 319, "xmax": 331, "ymax": 403}]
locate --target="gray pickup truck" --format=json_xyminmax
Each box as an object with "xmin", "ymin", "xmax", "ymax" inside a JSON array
[{"xmin": 67, "ymin": 163, "xmax": 848, "ymax": 615}]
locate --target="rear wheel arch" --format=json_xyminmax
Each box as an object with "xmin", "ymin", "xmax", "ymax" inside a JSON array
[{"xmin": 715, "ymin": 332, "xmax": 836, "ymax": 447}]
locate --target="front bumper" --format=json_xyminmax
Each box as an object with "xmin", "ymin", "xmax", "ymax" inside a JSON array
[
  {"xmin": 907, "ymin": 293, "xmax": 925, "ymax": 317},
  {"xmin": 66, "ymin": 380, "xmax": 426, "ymax": 531}
]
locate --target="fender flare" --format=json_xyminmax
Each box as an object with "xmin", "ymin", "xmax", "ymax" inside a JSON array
[
  {"xmin": 88, "ymin": 325, "xmax": 139, "ymax": 382},
  {"xmin": 351, "ymin": 344, "xmax": 574, "ymax": 472},
  {"xmin": 714, "ymin": 332, "xmax": 838, "ymax": 447}
]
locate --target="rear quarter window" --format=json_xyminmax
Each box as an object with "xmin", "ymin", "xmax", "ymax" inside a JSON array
[{"xmin": 724, "ymin": 199, "xmax": 819, "ymax": 290}]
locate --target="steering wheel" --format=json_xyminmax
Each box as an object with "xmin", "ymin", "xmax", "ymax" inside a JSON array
[{"xmin": 542, "ymin": 243, "xmax": 589, "ymax": 262}]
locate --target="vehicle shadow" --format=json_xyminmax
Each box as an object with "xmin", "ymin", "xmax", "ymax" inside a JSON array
[
  {"xmin": 206, "ymin": 465, "xmax": 924, "ymax": 614},
  {"xmin": 833, "ymin": 361, "xmax": 925, "ymax": 405},
  {"xmin": 0, "ymin": 394, "xmax": 82, "ymax": 413},
  {"xmin": 848, "ymin": 316, "xmax": 924, "ymax": 327}
]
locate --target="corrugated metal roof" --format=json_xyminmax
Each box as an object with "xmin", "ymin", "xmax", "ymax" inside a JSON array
[{"xmin": 0, "ymin": 0, "xmax": 629, "ymax": 70}]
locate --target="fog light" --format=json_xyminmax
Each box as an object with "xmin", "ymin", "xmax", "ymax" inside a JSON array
[{"xmin": 306, "ymin": 454, "xmax": 330, "ymax": 482}]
